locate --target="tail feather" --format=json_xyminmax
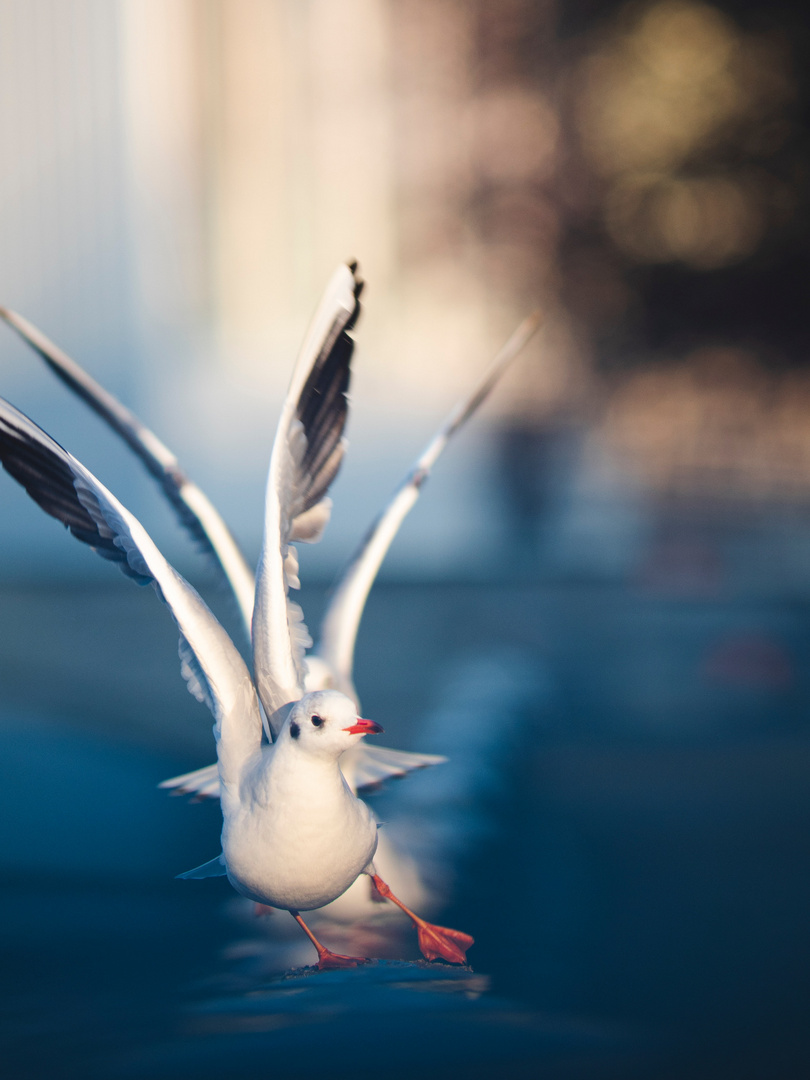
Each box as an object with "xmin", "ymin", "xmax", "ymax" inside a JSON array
[{"xmin": 176, "ymin": 854, "xmax": 227, "ymax": 879}]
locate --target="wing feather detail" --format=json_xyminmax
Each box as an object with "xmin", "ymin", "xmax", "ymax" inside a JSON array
[
  {"xmin": 289, "ymin": 497, "xmax": 332, "ymax": 543},
  {"xmin": 0, "ymin": 306, "xmax": 256, "ymax": 635},
  {"xmin": 345, "ymin": 745, "xmax": 448, "ymax": 795},
  {"xmin": 158, "ymin": 762, "xmax": 221, "ymax": 798},
  {"xmin": 0, "ymin": 398, "xmax": 263, "ymax": 782},
  {"xmin": 252, "ymin": 263, "xmax": 361, "ymax": 732},
  {"xmin": 318, "ymin": 309, "xmax": 543, "ymax": 687}
]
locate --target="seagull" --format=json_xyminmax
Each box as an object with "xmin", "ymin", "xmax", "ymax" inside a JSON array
[
  {"xmin": 0, "ymin": 278, "xmax": 542, "ymax": 803},
  {"xmin": 0, "ymin": 263, "xmax": 476, "ymax": 968}
]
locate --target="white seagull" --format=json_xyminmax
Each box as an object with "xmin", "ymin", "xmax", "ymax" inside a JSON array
[
  {"xmin": 0, "ymin": 263, "xmax": 477, "ymax": 967},
  {"xmin": 0, "ymin": 274, "xmax": 542, "ymax": 804}
]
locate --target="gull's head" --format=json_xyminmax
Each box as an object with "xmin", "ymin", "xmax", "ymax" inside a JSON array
[{"xmin": 284, "ymin": 690, "xmax": 383, "ymax": 759}]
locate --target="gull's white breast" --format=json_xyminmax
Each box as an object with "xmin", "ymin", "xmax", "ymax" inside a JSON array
[{"xmin": 220, "ymin": 746, "xmax": 378, "ymax": 911}]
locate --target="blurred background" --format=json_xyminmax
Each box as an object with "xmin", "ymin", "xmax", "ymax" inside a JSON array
[{"xmin": 1, "ymin": 2, "xmax": 809, "ymax": 1078}]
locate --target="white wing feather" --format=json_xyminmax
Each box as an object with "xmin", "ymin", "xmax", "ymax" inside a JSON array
[
  {"xmin": 318, "ymin": 309, "xmax": 543, "ymax": 687},
  {"xmin": 0, "ymin": 305, "xmax": 256, "ymax": 635},
  {"xmin": 0, "ymin": 399, "xmax": 264, "ymax": 787},
  {"xmin": 251, "ymin": 263, "xmax": 361, "ymax": 733}
]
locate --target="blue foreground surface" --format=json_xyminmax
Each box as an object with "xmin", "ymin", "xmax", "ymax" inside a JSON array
[{"xmin": 1, "ymin": 576, "xmax": 810, "ymax": 1078}]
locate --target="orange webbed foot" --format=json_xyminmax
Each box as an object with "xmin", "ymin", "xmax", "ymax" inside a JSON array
[
  {"xmin": 290, "ymin": 910, "xmax": 372, "ymax": 970},
  {"xmin": 368, "ymin": 873, "xmax": 474, "ymax": 965},
  {"xmin": 416, "ymin": 922, "xmax": 474, "ymax": 965},
  {"xmin": 317, "ymin": 949, "xmax": 371, "ymax": 971}
]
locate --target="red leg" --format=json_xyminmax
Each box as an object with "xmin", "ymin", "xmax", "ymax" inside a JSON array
[
  {"xmin": 290, "ymin": 911, "xmax": 371, "ymax": 970},
  {"xmin": 370, "ymin": 875, "xmax": 474, "ymax": 964}
]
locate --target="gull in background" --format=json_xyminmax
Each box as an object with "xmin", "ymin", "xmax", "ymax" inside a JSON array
[{"xmin": 0, "ymin": 264, "xmax": 478, "ymax": 967}]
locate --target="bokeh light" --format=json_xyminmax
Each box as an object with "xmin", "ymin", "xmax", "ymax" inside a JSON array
[{"xmin": 576, "ymin": 0, "xmax": 796, "ymax": 269}]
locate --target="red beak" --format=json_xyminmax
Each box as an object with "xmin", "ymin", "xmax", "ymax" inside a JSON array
[{"xmin": 342, "ymin": 717, "xmax": 384, "ymax": 735}]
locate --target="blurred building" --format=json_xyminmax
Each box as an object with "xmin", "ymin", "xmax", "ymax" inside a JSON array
[
  {"xmin": 0, "ymin": 0, "xmax": 807, "ymax": 582},
  {"xmin": 0, "ymin": 0, "xmax": 556, "ymax": 580}
]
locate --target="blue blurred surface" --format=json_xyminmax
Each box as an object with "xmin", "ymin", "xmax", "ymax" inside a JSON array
[{"xmin": 1, "ymin": 573, "xmax": 809, "ymax": 1079}]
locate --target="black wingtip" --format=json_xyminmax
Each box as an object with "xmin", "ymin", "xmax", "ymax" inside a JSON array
[
  {"xmin": 291, "ymin": 263, "xmax": 364, "ymax": 516},
  {"xmin": 347, "ymin": 261, "xmax": 364, "ymax": 306},
  {"xmin": 0, "ymin": 398, "xmax": 153, "ymax": 584},
  {"xmin": 346, "ymin": 271, "xmax": 363, "ymax": 335}
]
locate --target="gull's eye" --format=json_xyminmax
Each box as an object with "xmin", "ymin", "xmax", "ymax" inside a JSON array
[{"xmin": 310, "ymin": 714, "xmax": 323, "ymax": 727}]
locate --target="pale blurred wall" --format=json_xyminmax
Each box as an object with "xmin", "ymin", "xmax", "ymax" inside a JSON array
[
  {"xmin": 0, "ymin": 1, "xmax": 133, "ymax": 363},
  {"xmin": 1, "ymin": 0, "xmax": 806, "ymax": 585},
  {"xmin": 0, "ymin": 0, "xmax": 148, "ymax": 575},
  {"xmin": 0, "ymin": 0, "xmax": 553, "ymax": 581}
]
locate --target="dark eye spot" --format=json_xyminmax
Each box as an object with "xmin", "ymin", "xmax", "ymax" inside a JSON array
[
  {"xmin": 310, "ymin": 714, "xmax": 323, "ymax": 727},
  {"xmin": 290, "ymin": 721, "xmax": 300, "ymax": 740}
]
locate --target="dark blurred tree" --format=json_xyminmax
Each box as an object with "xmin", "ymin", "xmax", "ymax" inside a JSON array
[{"xmin": 466, "ymin": 0, "xmax": 810, "ymax": 373}]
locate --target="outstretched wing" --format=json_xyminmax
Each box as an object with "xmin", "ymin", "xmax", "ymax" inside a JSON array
[
  {"xmin": 158, "ymin": 744, "xmax": 448, "ymax": 801},
  {"xmin": 158, "ymin": 306, "xmax": 540, "ymax": 796},
  {"xmin": 158, "ymin": 762, "xmax": 221, "ymax": 800},
  {"xmin": 252, "ymin": 263, "xmax": 362, "ymax": 733},
  {"xmin": 0, "ymin": 399, "xmax": 264, "ymax": 786},
  {"xmin": 317, "ymin": 309, "xmax": 543, "ymax": 691},
  {"xmin": 157, "ymin": 309, "xmax": 539, "ymax": 800},
  {"xmin": 0, "ymin": 306, "xmax": 256, "ymax": 634}
]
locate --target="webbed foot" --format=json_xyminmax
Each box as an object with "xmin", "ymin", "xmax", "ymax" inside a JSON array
[
  {"xmin": 416, "ymin": 922, "xmax": 474, "ymax": 965},
  {"xmin": 369, "ymin": 873, "xmax": 474, "ymax": 965},
  {"xmin": 317, "ymin": 949, "xmax": 371, "ymax": 971}
]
